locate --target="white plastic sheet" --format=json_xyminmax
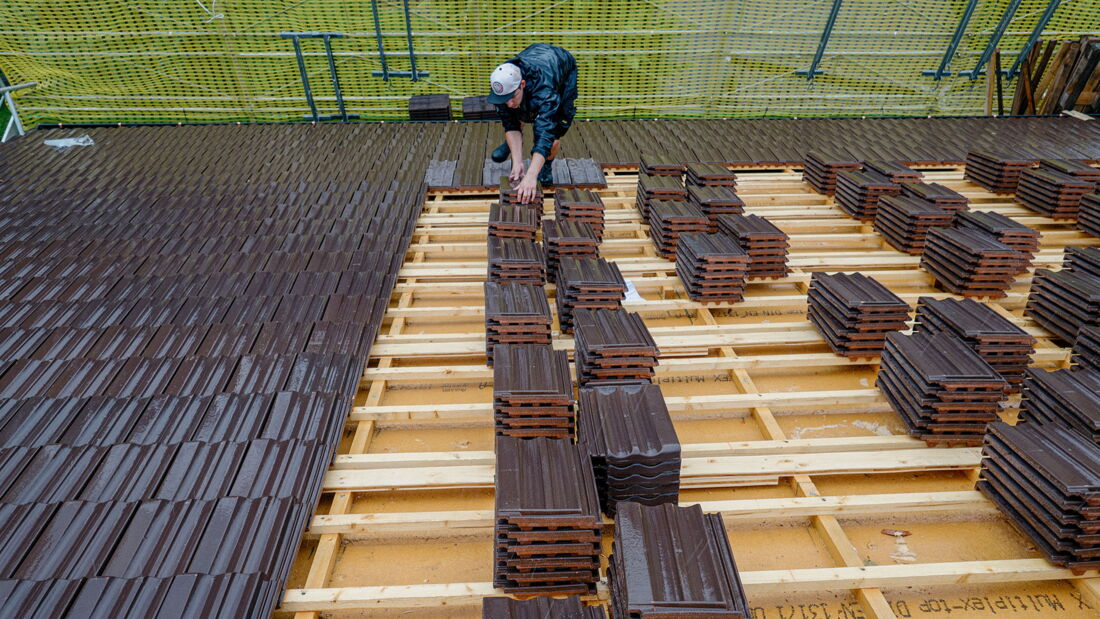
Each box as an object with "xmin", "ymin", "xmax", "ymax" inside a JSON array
[
  {"xmin": 623, "ymin": 279, "xmax": 643, "ymax": 302},
  {"xmin": 44, "ymin": 135, "xmax": 94, "ymax": 149}
]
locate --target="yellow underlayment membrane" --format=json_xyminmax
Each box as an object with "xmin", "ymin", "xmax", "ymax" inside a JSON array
[{"xmin": 278, "ymin": 167, "xmax": 1100, "ymax": 619}]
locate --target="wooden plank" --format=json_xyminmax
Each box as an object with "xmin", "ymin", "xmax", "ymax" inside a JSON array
[
  {"xmin": 279, "ymin": 560, "xmax": 1094, "ymax": 612},
  {"xmin": 1043, "ymin": 41, "xmax": 1081, "ymax": 114},
  {"xmin": 374, "ymin": 321, "xmax": 819, "ymax": 345},
  {"xmin": 392, "ymin": 267, "xmax": 1100, "ymax": 296},
  {"xmin": 349, "ymin": 388, "xmax": 890, "ymax": 421},
  {"xmin": 361, "ymin": 353, "xmax": 878, "ymax": 383},
  {"xmin": 397, "ymin": 251, "xmax": 939, "ymax": 277},
  {"xmin": 320, "ymin": 448, "xmax": 982, "ymax": 492},
  {"xmin": 394, "ymin": 263, "xmax": 1063, "ymax": 288},
  {"xmin": 367, "ymin": 329, "xmax": 825, "ymax": 358},
  {"xmin": 280, "ymin": 582, "xmax": 499, "ymax": 612},
  {"xmin": 305, "ymin": 491, "xmax": 992, "ymax": 538},
  {"xmin": 405, "ymin": 233, "xmax": 885, "ymax": 254},
  {"xmin": 359, "ymin": 348, "xmax": 1067, "ymax": 384},
  {"xmin": 330, "ymin": 435, "xmax": 925, "ymax": 469},
  {"xmin": 381, "ymin": 290, "xmax": 1038, "ymax": 318},
  {"xmin": 374, "ymin": 319, "xmax": 1055, "ymax": 345},
  {"xmin": 741, "ymin": 559, "xmax": 1096, "ymax": 594}
]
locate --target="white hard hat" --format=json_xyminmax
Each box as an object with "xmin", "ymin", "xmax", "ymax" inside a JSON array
[{"xmin": 488, "ymin": 62, "xmax": 522, "ymax": 104}]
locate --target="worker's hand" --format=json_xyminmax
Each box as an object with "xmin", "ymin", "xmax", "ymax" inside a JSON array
[
  {"xmin": 509, "ymin": 161, "xmax": 525, "ymax": 183},
  {"xmin": 515, "ymin": 175, "xmax": 539, "ymax": 204}
]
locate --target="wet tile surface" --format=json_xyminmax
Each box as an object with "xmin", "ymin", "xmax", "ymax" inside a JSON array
[
  {"xmin": 609, "ymin": 502, "xmax": 750, "ymax": 618},
  {"xmin": 0, "ymin": 124, "xmax": 430, "ymax": 616},
  {"xmin": 979, "ymin": 421, "xmax": 1100, "ymax": 570}
]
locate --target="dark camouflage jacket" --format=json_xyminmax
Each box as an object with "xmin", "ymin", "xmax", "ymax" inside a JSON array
[{"xmin": 496, "ymin": 43, "xmax": 578, "ymax": 158}]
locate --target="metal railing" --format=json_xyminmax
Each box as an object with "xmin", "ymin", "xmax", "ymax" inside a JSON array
[{"xmin": 2, "ymin": 81, "xmax": 36, "ymax": 141}]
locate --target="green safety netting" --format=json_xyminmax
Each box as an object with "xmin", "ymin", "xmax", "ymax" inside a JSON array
[{"xmin": 0, "ymin": 0, "xmax": 1098, "ymax": 125}]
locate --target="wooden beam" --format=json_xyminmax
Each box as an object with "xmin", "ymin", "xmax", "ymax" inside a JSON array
[
  {"xmin": 321, "ymin": 448, "xmax": 981, "ymax": 492},
  {"xmin": 331, "ymin": 435, "xmax": 925, "ymax": 469},
  {"xmin": 374, "ymin": 319, "xmax": 1054, "ymax": 345},
  {"xmin": 405, "ymin": 233, "xmax": 887, "ymax": 254},
  {"xmin": 381, "ymin": 289, "xmax": 1038, "ymax": 318},
  {"xmin": 367, "ymin": 328, "xmax": 827, "ymax": 358},
  {"xmin": 742, "ymin": 559, "xmax": 1096, "ymax": 593},
  {"xmin": 280, "ymin": 582, "xmax": 499, "ymax": 612},
  {"xmin": 359, "ymin": 347, "xmax": 1066, "ymax": 377},
  {"xmin": 349, "ymin": 388, "xmax": 890, "ymax": 421},
  {"xmin": 279, "ymin": 560, "xmax": 1095, "ymax": 612},
  {"xmin": 305, "ymin": 490, "xmax": 992, "ymax": 538},
  {"xmin": 396, "ymin": 250, "xmax": 1067, "ymax": 280}
]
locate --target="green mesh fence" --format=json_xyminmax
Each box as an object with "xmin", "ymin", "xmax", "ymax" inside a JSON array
[{"xmin": 0, "ymin": 0, "xmax": 1098, "ymax": 125}]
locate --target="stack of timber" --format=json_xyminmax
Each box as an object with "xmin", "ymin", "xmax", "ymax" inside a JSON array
[{"xmin": 1010, "ymin": 36, "xmax": 1100, "ymax": 115}]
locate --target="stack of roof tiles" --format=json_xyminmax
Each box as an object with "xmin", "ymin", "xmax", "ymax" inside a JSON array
[
  {"xmin": 408, "ymin": 94, "xmax": 452, "ymax": 120},
  {"xmin": 900, "ymin": 181, "xmax": 970, "ymax": 214},
  {"xmin": 647, "ymin": 201, "xmax": 710, "ymax": 259},
  {"xmin": 573, "ymin": 308, "xmax": 659, "ymax": 387},
  {"xmin": 864, "ymin": 160, "xmax": 923, "ymax": 183},
  {"xmin": 608, "ymin": 502, "xmax": 751, "ymax": 619},
  {"xmin": 461, "ymin": 95, "xmax": 497, "ymax": 120},
  {"xmin": 554, "ymin": 188, "xmax": 606, "ymax": 240},
  {"xmin": 686, "ymin": 163, "xmax": 738, "ymax": 187},
  {"xmin": 492, "ymin": 344, "xmax": 574, "ymax": 438},
  {"xmin": 578, "ymin": 383, "xmax": 681, "ymax": 515},
  {"xmin": 1015, "ymin": 168, "xmax": 1095, "ymax": 220},
  {"xmin": 489, "ymin": 202, "xmax": 539, "ymax": 241},
  {"xmin": 1065, "ymin": 246, "xmax": 1100, "ymax": 279},
  {"xmin": 955, "ymin": 211, "xmax": 1041, "ymax": 262},
  {"xmin": 978, "ymin": 421, "xmax": 1100, "ymax": 569},
  {"xmin": 482, "ymin": 596, "xmax": 604, "ymax": 618},
  {"xmin": 1047, "ymin": 160, "xmax": 1097, "ymax": 193},
  {"xmin": 1079, "ymin": 194, "xmax": 1100, "ymax": 238},
  {"xmin": 1018, "ymin": 368, "xmax": 1100, "ymax": 441},
  {"xmin": 834, "ymin": 170, "xmax": 900, "ymax": 221},
  {"xmin": 920, "ymin": 227, "xmax": 1028, "ymax": 298},
  {"xmin": 1039, "ymin": 159, "xmax": 1100, "ymax": 185},
  {"xmin": 878, "ymin": 331, "xmax": 1007, "ymax": 446},
  {"xmin": 635, "ymin": 173, "xmax": 687, "ymax": 218},
  {"xmin": 807, "ymin": 272, "xmax": 909, "ymax": 358},
  {"xmin": 874, "ymin": 195, "xmax": 953, "ymax": 254},
  {"xmin": 964, "ymin": 151, "xmax": 1038, "ymax": 194},
  {"xmin": 1026, "ymin": 269, "xmax": 1100, "ymax": 345},
  {"xmin": 716, "ymin": 214, "xmax": 790, "ymax": 279},
  {"xmin": 493, "ymin": 437, "xmax": 601, "ymax": 595},
  {"xmin": 802, "ymin": 152, "xmax": 861, "ymax": 195},
  {"xmin": 1073, "ymin": 326, "xmax": 1100, "ymax": 373},
  {"xmin": 500, "ymin": 176, "xmax": 545, "ymax": 214},
  {"xmin": 555, "ymin": 256, "xmax": 627, "ymax": 332},
  {"xmin": 484, "ymin": 282, "xmax": 552, "ymax": 366},
  {"xmin": 640, "ymin": 153, "xmax": 685, "ymax": 176},
  {"xmin": 914, "ymin": 296, "xmax": 1036, "ymax": 389},
  {"xmin": 542, "ymin": 219, "xmax": 599, "ymax": 281},
  {"xmin": 548, "ymin": 158, "xmax": 608, "ymax": 189},
  {"xmin": 488, "ymin": 237, "xmax": 547, "ymax": 286},
  {"xmin": 688, "ymin": 185, "xmax": 745, "ymax": 231},
  {"xmin": 675, "ymin": 232, "xmax": 751, "ymax": 301}
]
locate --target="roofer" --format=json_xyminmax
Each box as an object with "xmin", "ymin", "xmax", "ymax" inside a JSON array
[{"xmin": 487, "ymin": 43, "xmax": 578, "ymax": 204}]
